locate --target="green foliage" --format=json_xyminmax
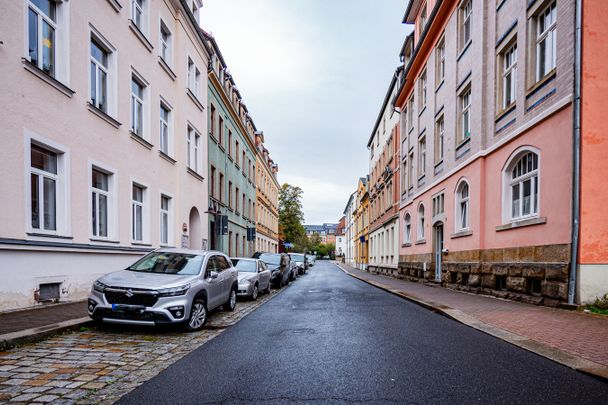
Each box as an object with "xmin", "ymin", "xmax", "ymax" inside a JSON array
[
  {"xmin": 593, "ymin": 293, "xmax": 608, "ymax": 310},
  {"xmin": 279, "ymin": 183, "xmax": 307, "ymax": 252}
]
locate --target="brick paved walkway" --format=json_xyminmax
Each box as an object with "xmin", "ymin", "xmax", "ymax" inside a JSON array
[
  {"xmin": 0, "ymin": 302, "xmax": 88, "ymax": 335},
  {"xmin": 338, "ymin": 263, "xmax": 608, "ymax": 368},
  {"xmin": 0, "ymin": 291, "xmax": 278, "ymax": 404}
]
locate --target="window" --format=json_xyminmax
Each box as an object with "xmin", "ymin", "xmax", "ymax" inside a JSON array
[
  {"xmin": 235, "ymin": 141, "xmax": 240, "ymax": 166},
  {"xmin": 209, "ymin": 104, "xmax": 216, "ymax": 137},
  {"xmin": 242, "ymin": 193, "xmax": 246, "ymax": 217},
  {"xmin": 456, "ymin": 181, "xmax": 470, "ymax": 230},
  {"xmin": 131, "ymin": 0, "xmax": 144, "ymax": 30},
  {"xmin": 160, "ymin": 102, "xmax": 170, "ymax": 155},
  {"xmin": 159, "ymin": 20, "xmax": 171, "ymax": 64},
  {"xmin": 419, "ymin": 3, "xmax": 427, "ymax": 32},
  {"xmin": 219, "ymin": 173, "xmax": 224, "ymax": 203},
  {"xmin": 508, "ymin": 151, "xmax": 539, "ymax": 220},
  {"xmin": 436, "ymin": 37, "xmax": 445, "ymax": 84},
  {"xmin": 130, "ymin": 76, "xmax": 144, "ymax": 136},
  {"xmin": 187, "ymin": 126, "xmax": 201, "ymax": 173},
  {"xmin": 418, "ymin": 135, "xmax": 426, "ymax": 177},
  {"xmin": 242, "ymin": 151, "xmax": 246, "ymax": 172},
  {"xmin": 459, "ymin": 87, "xmax": 471, "ymax": 143},
  {"xmin": 187, "ymin": 57, "xmax": 201, "ymax": 98},
  {"xmin": 210, "ymin": 165, "xmax": 216, "ymax": 198},
  {"xmin": 91, "ymin": 169, "xmax": 109, "ymax": 238},
  {"xmin": 132, "ymin": 184, "xmax": 146, "ymax": 242},
  {"xmin": 501, "ymin": 43, "xmax": 517, "ymax": 109},
  {"xmin": 30, "ymin": 144, "xmax": 58, "ymax": 232},
  {"xmin": 407, "ymin": 97, "xmax": 414, "ymax": 132},
  {"xmin": 404, "ymin": 213, "xmax": 411, "ymax": 244},
  {"xmin": 160, "ymin": 195, "xmax": 171, "ymax": 245},
  {"xmin": 408, "ymin": 151, "xmax": 414, "ymax": 189},
  {"xmin": 535, "ymin": 2, "xmax": 556, "ymax": 81},
  {"xmin": 418, "ymin": 69, "xmax": 427, "ymax": 110},
  {"xmin": 460, "ymin": 0, "xmax": 472, "ymax": 50},
  {"xmin": 228, "ymin": 130, "xmax": 232, "ymax": 157},
  {"xmin": 90, "ymin": 38, "xmax": 108, "ymax": 112},
  {"xmin": 27, "ymin": 0, "xmax": 56, "ymax": 76},
  {"xmin": 228, "ymin": 182, "xmax": 233, "ymax": 209},
  {"xmin": 218, "ymin": 117, "xmax": 224, "ymax": 147},
  {"xmin": 435, "ymin": 115, "xmax": 444, "ymax": 163},
  {"xmin": 432, "ymin": 193, "xmax": 444, "ymax": 218},
  {"xmin": 417, "ymin": 204, "xmax": 425, "ymax": 240}
]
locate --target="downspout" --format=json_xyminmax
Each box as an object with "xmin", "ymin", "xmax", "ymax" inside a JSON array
[{"xmin": 568, "ymin": 0, "xmax": 582, "ymax": 305}]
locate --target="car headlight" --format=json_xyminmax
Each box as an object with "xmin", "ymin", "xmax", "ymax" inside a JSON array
[
  {"xmin": 93, "ymin": 280, "xmax": 107, "ymax": 293},
  {"xmin": 157, "ymin": 284, "xmax": 190, "ymax": 297},
  {"xmin": 239, "ymin": 280, "xmax": 251, "ymax": 286}
]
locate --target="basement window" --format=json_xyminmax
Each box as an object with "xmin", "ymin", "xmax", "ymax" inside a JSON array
[
  {"xmin": 527, "ymin": 278, "xmax": 542, "ymax": 295},
  {"xmin": 461, "ymin": 273, "xmax": 469, "ymax": 286},
  {"xmin": 495, "ymin": 275, "xmax": 507, "ymax": 291},
  {"xmin": 38, "ymin": 282, "xmax": 61, "ymax": 302}
]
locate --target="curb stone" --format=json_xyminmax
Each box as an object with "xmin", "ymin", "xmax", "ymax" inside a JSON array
[
  {"xmin": 334, "ymin": 263, "xmax": 608, "ymax": 382},
  {"xmin": 0, "ymin": 317, "xmax": 92, "ymax": 351}
]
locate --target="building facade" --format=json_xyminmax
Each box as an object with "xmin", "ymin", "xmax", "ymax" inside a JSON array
[
  {"xmin": 343, "ymin": 193, "xmax": 356, "ymax": 267},
  {"xmin": 254, "ymin": 132, "xmax": 280, "ymax": 254},
  {"xmin": 0, "ymin": 0, "xmax": 209, "ymax": 310},
  {"xmin": 368, "ymin": 68, "xmax": 402, "ymax": 276},
  {"xmin": 304, "ymin": 223, "xmax": 338, "ymax": 244},
  {"xmin": 335, "ymin": 216, "xmax": 346, "ymax": 257},
  {"xmin": 204, "ymin": 30, "xmax": 257, "ymax": 257},
  {"xmin": 354, "ymin": 178, "xmax": 369, "ymax": 270},
  {"xmin": 395, "ymin": 0, "xmax": 576, "ymax": 306}
]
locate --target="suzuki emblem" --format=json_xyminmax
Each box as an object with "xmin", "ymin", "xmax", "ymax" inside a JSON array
[{"xmin": 125, "ymin": 289, "xmax": 134, "ymax": 298}]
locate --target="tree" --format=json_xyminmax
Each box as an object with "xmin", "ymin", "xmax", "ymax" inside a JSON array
[{"xmin": 279, "ymin": 183, "xmax": 307, "ymax": 252}]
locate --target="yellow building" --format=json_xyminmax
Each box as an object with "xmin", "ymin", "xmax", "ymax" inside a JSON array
[
  {"xmin": 354, "ymin": 177, "xmax": 369, "ymax": 270},
  {"xmin": 254, "ymin": 131, "xmax": 280, "ymax": 253}
]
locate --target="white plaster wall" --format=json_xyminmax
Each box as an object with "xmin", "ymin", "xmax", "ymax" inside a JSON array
[{"xmin": 578, "ymin": 264, "xmax": 608, "ymax": 305}]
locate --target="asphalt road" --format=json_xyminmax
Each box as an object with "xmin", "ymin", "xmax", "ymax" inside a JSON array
[{"xmin": 119, "ymin": 261, "xmax": 608, "ymax": 404}]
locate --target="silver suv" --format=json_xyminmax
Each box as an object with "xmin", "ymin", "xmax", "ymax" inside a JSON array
[{"xmin": 88, "ymin": 249, "xmax": 238, "ymax": 331}]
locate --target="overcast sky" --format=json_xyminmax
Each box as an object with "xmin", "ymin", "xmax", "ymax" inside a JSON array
[{"xmin": 202, "ymin": 0, "xmax": 407, "ymax": 225}]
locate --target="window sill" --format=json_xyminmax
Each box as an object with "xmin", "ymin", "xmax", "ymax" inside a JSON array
[
  {"xmin": 158, "ymin": 57, "xmax": 176, "ymax": 81},
  {"xmin": 418, "ymin": 106, "xmax": 427, "ymax": 117},
  {"xmin": 129, "ymin": 20, "xmax": 153, "ymax": 53},
  {"xmin": 87, "ymin": 102, "xmax": 121, "ymax": 128},
  {"xmin": 106, "ymin": 0, "xmax": 122, "ymax": 12},
  {"xmin": 22, "ymin": 59, "xmax": 75, "ymax": 98},
  {"xmin": 159, "ymin": 150, "xmax": 176, "ymax": 164},
  {"xmin": 450, "ymin": 229, "xmax": 472, "ymax": 239},
  {"xmin": 526, "ymin": 69, "xmax": 557, "ymax": 99},
  {"xmin": 495, "ymin": 216, "xmax": 546, "ymax": 232},
  {"xmin": 227, "ymin": 155, "xmax": 234, "ymax": 162},
  {"xmin": 495, "ymin": 102, "xmax": 516, "ymax": 122},
  {"xmin": 187, "ymin": 167, "xmax": 204, "ymax": 182},
  {"xmin": 402, "ymin": 242, "xmax": 412, "ymax": 247},
  {"xmin": 415, "ymin": 239, "xmax": 426, "ymax": 245},
  {"xmin": 457, "ymin": 40, "xmax": 472, "ymax": 62},
  {"xmin": 218, "ymin": 144, "xmax": 226, "ymax": 153},
  {"xmin": 435, "ymin": 80, "xmax": 444, "ymax": 93},
  {"xmin": 130, "ymin": 131, "xmax": 153, "ymax": 149},
  {"xmin": 131, "ymin": 242, "xmax": 152, "ymax": 247},
  {"xmin": 27, "ymin": 232, "xmax": 74, "ymax": 240},
  {"xmin": 90, "ymin": 238, "xmax": 120, "ymax": 244},
  {"xmin": 187, "ymin": 89, "xmax": 205, "ymax": 111}
]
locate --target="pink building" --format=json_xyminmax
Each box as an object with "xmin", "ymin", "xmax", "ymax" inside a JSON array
[
  {"xmin": 394, "ymin": 0, "xmax": 592, "ymax": 306},
  {"xmin": 0, "ymin": 0, "xmax": 210, "ymax": 310}
]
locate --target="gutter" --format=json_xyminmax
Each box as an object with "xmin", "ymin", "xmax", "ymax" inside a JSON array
[{"xmin": 568, "ymin": 0, "xmax": 582, "ymax": 305}]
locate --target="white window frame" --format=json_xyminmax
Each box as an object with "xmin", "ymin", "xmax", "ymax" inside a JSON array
[
  {"xmin": 187, "ymin": 124, "xmax": 202, "ymax": 174},
  {"xmin": 404, "ymin": 213, "xmax": 411, "ymax": 244},
  {"xmin": 131, "ymin": 180, "xmax": 149, "ymax": 243},
  {"xmin": 435, "ymin": 115, "xmax": 444, "ymax": 163},
  {"xmin": 419, "ymin": 68, "xmax": 427, "ymax": 110},
  {"xmin": 131, "ymin": 0, "xmax": 149, "ymax": 35},
  {"xmin": 459, "ymin": 86, "xmax": 471, "ymax": 143},
  {"xmin": 418, "ymin": 135, "xmax": 426, "ymax": 177},
  {"xmin": 455, "ymin": 179, "xmax": 470, "ymax": 231},
  {"xmin": 89, "ymin": 162, "xmax": 117, "ymax": 240},
  {"xmin": 159, "ymin": 18, "xmax": 172, "ymax": 66},
  {"xmin": 187, "ymin": 56, "xmax": 202, "ymax": 100},
  {"xmin": 436, "ymin": 36, "xmax": 445, "ymax": 85},
  {"xmin": 89, "ymin": 26, "xmax": 117, "ymax": 117},
  {"xmin": 503, "ymin": 149, "xmax": 540, "ymax": 222},
  {"xmin": 159, "ymin": 98, "xmax": 173, "ymax": 156},
  {"xmin": 502, "ymin": 43, "xmax": 517, "ymax": 109},
  {"xmin": 417, "ymin": 203, "xmax": 425, "ymax": 241},
  {"xmin": 460, "ymin": 0, "xmax": 472, "ymax": 49},
  {"xmin": 24, "ymin": 131, "xmax": 71, "ymax": 237},
  {"xmin": 160, "ymin": 192, "xmax": 173, "ymax": 246},
  {"xmin": 535, "ymin": 1, "xmax": 557, "ymax": 82}
]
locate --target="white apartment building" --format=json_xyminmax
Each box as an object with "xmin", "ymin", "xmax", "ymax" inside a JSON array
[
  {"xmin": 343, "ymin": 192, "xmax": 356, "ymax": 267},
  {"xmin": 0, "ymin": 0, "xmax": 210, "ymax": 311}
]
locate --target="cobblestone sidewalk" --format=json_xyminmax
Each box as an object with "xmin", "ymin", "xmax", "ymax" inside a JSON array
[
  {"xmin": 0, "ymin": 291, "xmax": 278, "ymax": 404},
  {"xmin": 337, "ymin": 262, "xmax": 608, "ymax": 377}
]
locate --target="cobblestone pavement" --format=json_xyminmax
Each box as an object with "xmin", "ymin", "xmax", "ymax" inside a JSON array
[
  {"xmin": 339, "ymin": 263, "xmax": 608, "ymax": 368},
  {"xmin": 0, "ymin": 290, "xmax": 279, "ymax": 404}
]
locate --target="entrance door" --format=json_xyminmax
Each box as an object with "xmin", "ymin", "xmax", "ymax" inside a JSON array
[{"xmin": 434, "ymin": 224, "xmax": 443, "ymax": 281}]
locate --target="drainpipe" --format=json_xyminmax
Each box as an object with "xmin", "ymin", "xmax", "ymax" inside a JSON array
[{"xmin": 568, "ymin": 0, "xmax": 582, "ymax": 305}]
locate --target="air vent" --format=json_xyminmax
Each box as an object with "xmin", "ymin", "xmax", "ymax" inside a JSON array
[{"xmin": 39, "ymin": 283, "xmax": 61, "ymax": 302}]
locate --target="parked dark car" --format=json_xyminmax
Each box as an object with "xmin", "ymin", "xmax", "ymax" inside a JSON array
[
  {"xmin": 288, "ymin": 253, "xmax": 307, "ymax": 275},
  {"xmin": 258, "ymin": 253, "xmax": 292, "ymax": 288}
]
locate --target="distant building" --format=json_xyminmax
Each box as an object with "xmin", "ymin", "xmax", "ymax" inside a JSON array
[
  {"xmin": 304, "ymin": 223, "xmax": 338, "ymax": 244},
  {"xmin": 335, "ymin": 216, "xmax": 346, "ymax": 257},
  {"xmin": 354, "ymin": 177, "xmax": 369, "ymax": 270},
  {"xmin": 343, "ymin": 193, "xmax": 357, "ymax": 267},
  {"xmin": 254, "ymin": 131, "xmax": 280, "ymax": 254}
]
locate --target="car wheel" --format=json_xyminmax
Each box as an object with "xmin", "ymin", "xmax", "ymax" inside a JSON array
[
  {"xmin": 264, "ymin": 281, "xmax": 272, "ymax": 294},
  {"xmin": 224, "ymin": 288, "xmax": 237, "ymax": 312},
  {"xmin": 251, "ymin": 283, "xmax": 259, "ymax": 301},
  {"xmin": 185, "ymin": 299, "xmax": 207, "ymax": 331}
]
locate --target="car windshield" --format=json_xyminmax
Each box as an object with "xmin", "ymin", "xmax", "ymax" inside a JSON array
[
  {"xmin": 259, "ymin": 253, "xmax": 281, "ymax": 265},
  {"xmin": 232, "ymin": 259, "xmax": 257, "ymax": 273},
  {"xmin": 127, "ymin": 252, "xmax": 203, "ymax": 275},
  {"xmin": 289, "ymin": 254, "xmax": 304, "ymax": 261}
]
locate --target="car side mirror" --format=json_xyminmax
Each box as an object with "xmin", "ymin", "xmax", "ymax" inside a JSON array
[{"xmin": 208, "ymin": 270, "xmax": 219, "ymax": 280}]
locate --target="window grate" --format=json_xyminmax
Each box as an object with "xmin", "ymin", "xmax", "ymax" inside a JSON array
[{"xmin": 39, "ymin": 283, "xmax": 61, "ymax": 302}]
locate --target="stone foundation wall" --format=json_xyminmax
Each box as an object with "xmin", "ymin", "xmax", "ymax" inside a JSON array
[{"xmin": 392, "ymin": 244, "xmax": 571, "ymax": 307}]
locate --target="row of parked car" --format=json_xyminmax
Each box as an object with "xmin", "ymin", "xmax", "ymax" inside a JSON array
[{"xmin": 87, "ymin": 249, "xmax": 314, "ymax": 331}]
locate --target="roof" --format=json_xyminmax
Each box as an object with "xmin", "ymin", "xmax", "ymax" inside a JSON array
[{"xmin": 367, "ymin": 66, "xmax": 403, "ymax": 148}]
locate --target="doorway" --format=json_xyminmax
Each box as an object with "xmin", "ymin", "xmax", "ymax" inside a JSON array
[
  {"xmin": 434, "ymin": 223, "xmax": 443, "ymax": 282},
  {"xmin": 189, "ymin": 207, "xmax": 201, "ymax": 249}
]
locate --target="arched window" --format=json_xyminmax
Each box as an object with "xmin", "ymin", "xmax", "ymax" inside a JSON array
[
  {"xmin": 404, "ymin": 213, "xmax": 411, "ymax": 244},
  {"xmin": 507, "ymin": 150, "xmax": 539, "ymax": 220},
  {"xmin": 417, "ymin": 204, "xmax": 425, "ymax": 240},
  {"xmin": 455, "ymin": 180, "xmax": 470, "ymax": 231}
]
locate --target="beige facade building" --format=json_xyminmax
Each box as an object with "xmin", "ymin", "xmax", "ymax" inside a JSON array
[
  {"xmin": 0, "ymin": 0, "xmax": 210, "ymax": 311},
  {"xmin": 254, "ymin": 132, "xmax": 279, "ymax": 253}
]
